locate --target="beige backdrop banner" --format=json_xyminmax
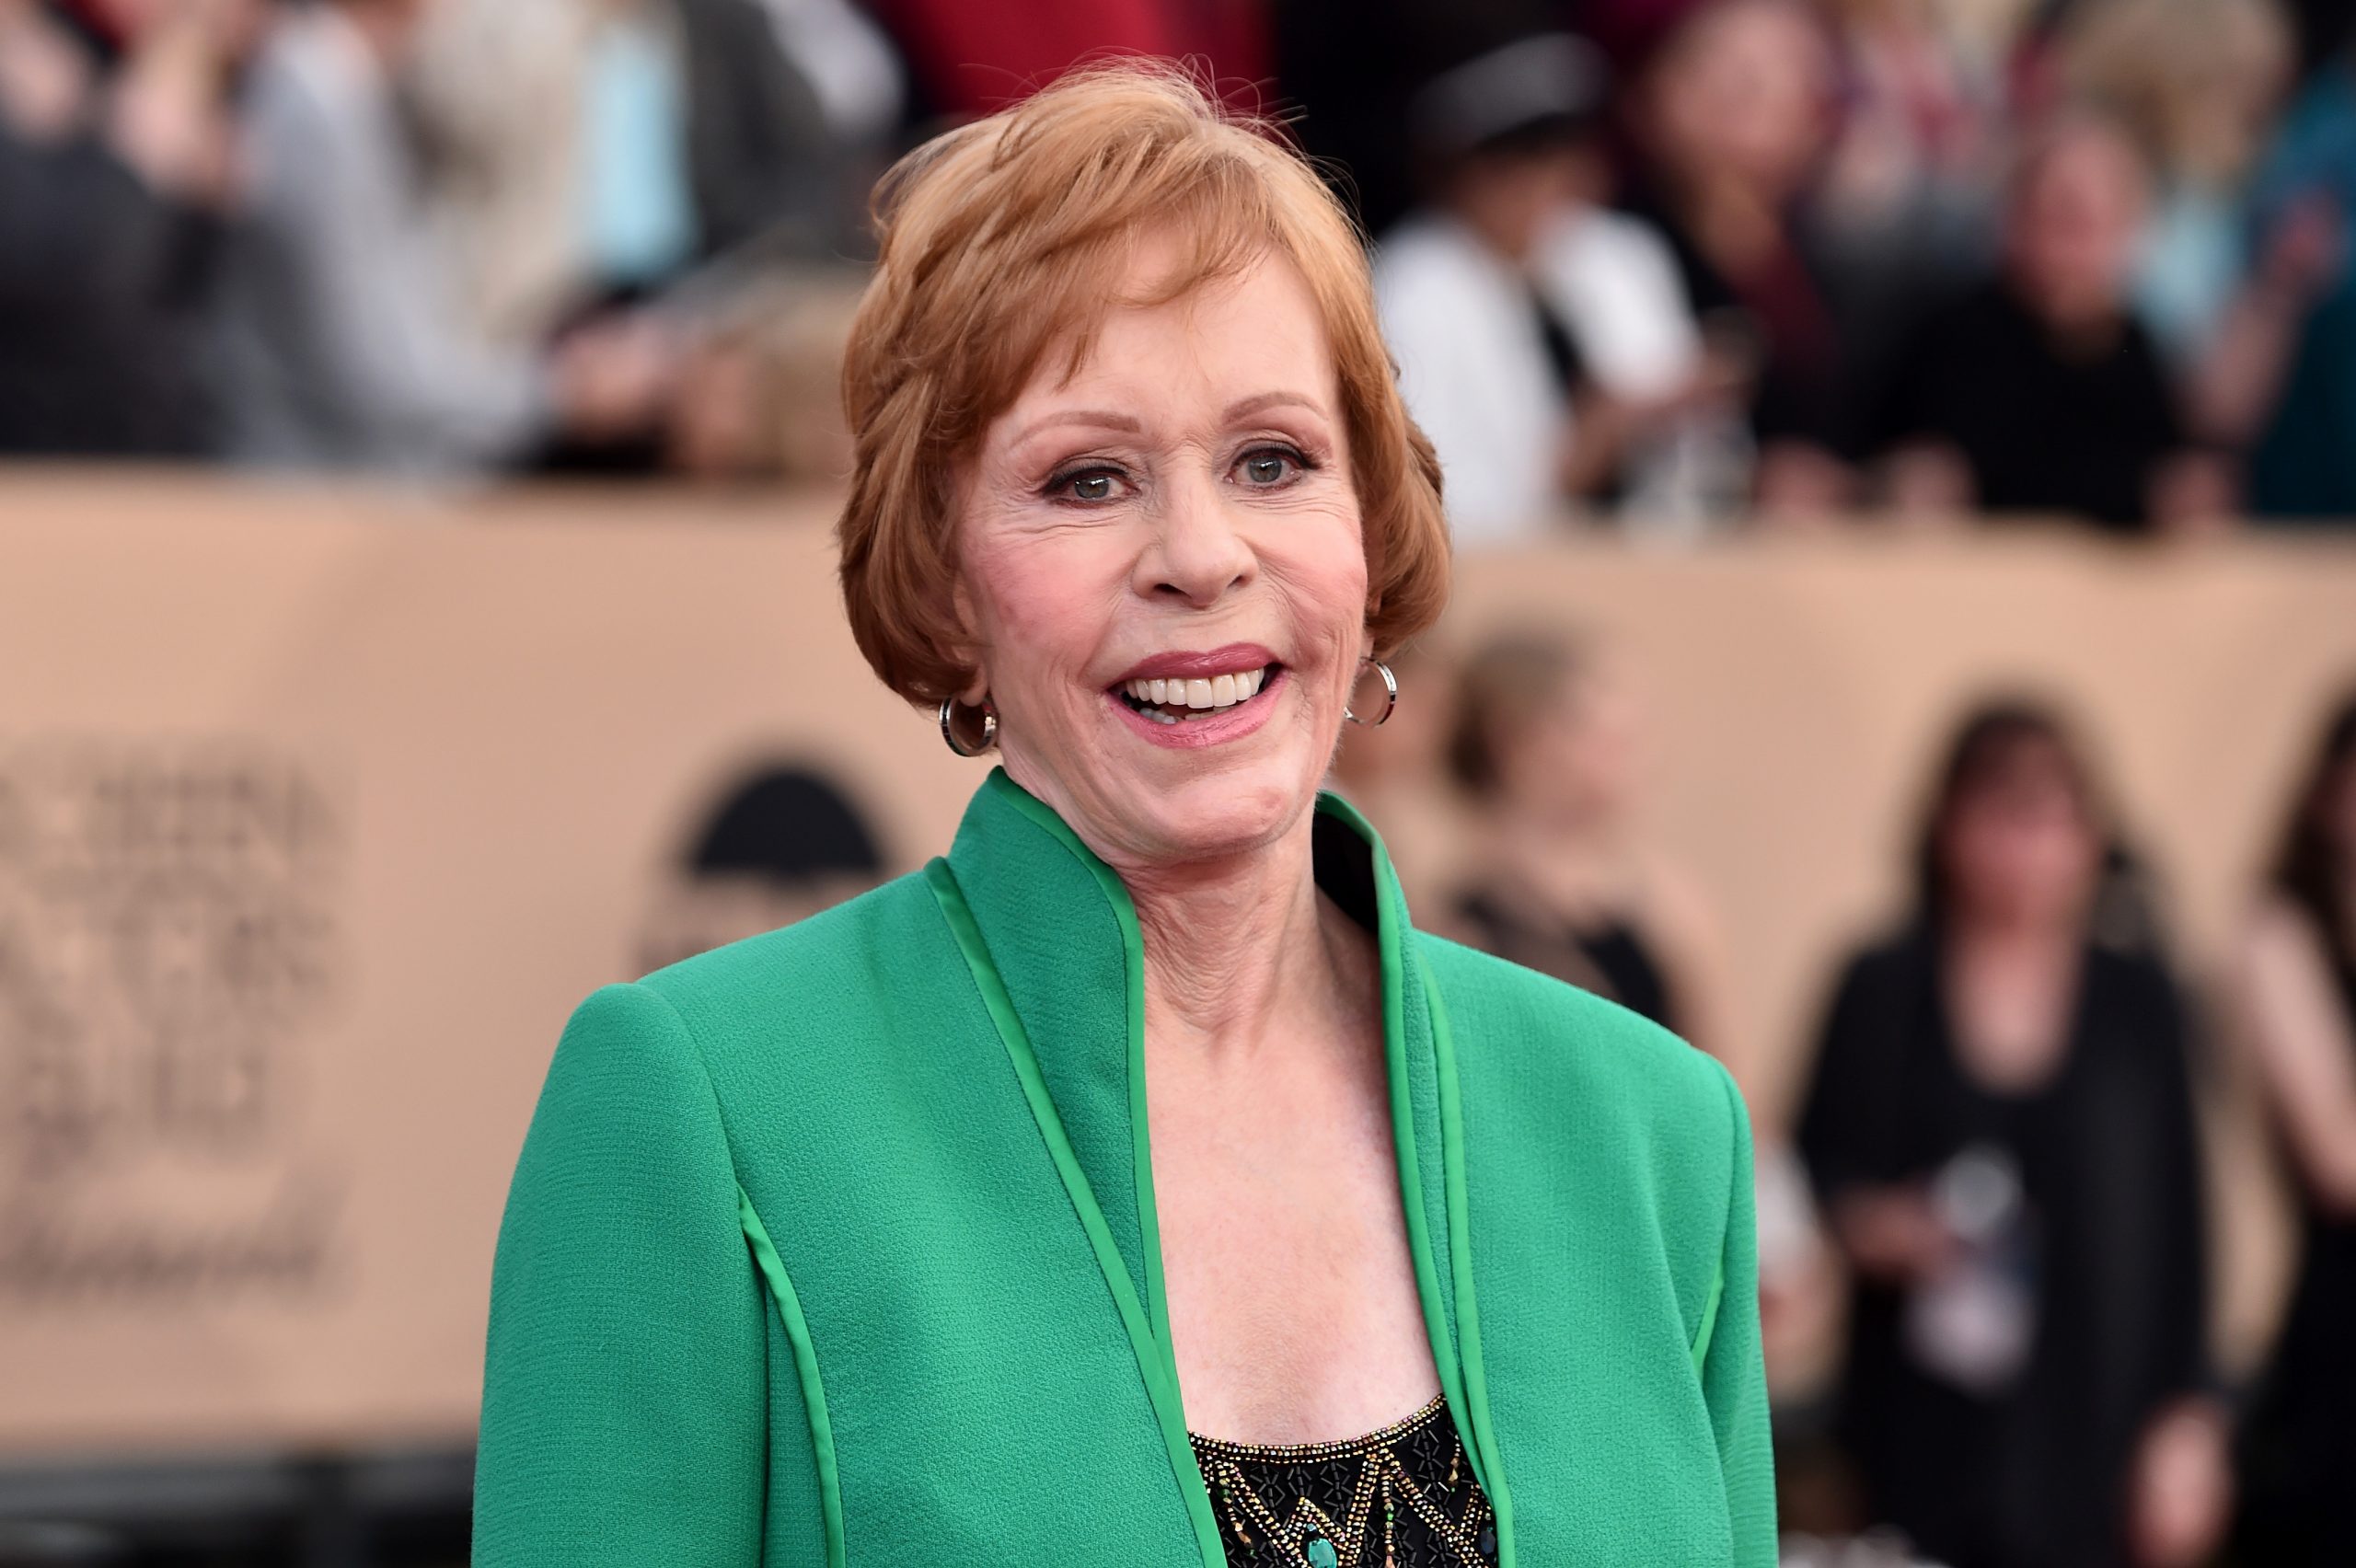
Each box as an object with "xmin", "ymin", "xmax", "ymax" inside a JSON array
[{"xmin": 1, "ymin": 472, "xmax": 2352, "ymax": 1458}]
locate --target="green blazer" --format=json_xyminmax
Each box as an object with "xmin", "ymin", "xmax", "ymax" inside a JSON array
[{"xmin": 473, "ymin": 770, "xmax": 1774, "ymax": 1565}]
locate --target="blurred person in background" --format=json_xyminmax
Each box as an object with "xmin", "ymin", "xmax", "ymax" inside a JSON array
[
  {"xmin": 1440, "ymin": 628, "xmax": 1738, "ymax": 1066},
  {"xmin": 1624, "ymin": 0, "xmax": 1862, "ymax": 516},
  {"xmin": 1805, "ymin": 0, "xmax": 2017, "ymax": 449},
  {"xmin": 1796, "ymin": 700, "xmax": 2227, "ymax": 1568},
  {"xmin": 2238, "ymin": 38, "xmax": 2356, "ymax": 523},
  {"xmin": 2057, "ymin": 0, "xmax": 2352, "ymax": 527},
  {"xmin": 2231, "ymin": 689, "xmax": 2356, "ymax": 1565},
  {"xmin": 2059, "ymin": 0, "xmax": 2297, "ymax": 372},
  {"xmin": 0, "ymin": 0, "xmax": 260, "ymax": 456},
  {"xmin": 1374, "ymin": 32, "xmax": 1751, "ymax": 547},
  {"xmin": 1871, "ymin": 113, "xmax": 2234, "ymax": 532},
  {"xmin": 204, "ymin": 0, "xmax": 674, "ymax": 476},
  {"xmin": 1438, "ymin": 624, "xmax": 1848, "ymax": 1521},
  {"xmin": 406, "ymin": 0, "xmax": 896, "ymax": 352}
]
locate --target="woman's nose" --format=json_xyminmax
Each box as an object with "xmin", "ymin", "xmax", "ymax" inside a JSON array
[{"xmin": 1140, "ymin": 471, "xmax": 1253, "ymax": 606}]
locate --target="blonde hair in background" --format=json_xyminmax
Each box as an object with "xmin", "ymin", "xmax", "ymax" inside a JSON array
[{"xmin": 2062, "ymin": 0, "xmax": 2294, "ymax": 185}]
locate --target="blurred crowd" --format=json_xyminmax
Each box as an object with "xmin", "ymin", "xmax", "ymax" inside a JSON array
[
  {"xmin": 4, "ymin": 0, "xmax": 2356, "ymax": 530},
  {"xmin": 1345, "ymin": 0, "xmax": 2356, "ymax": 539},
  {"xmin": 1336, "ymin": 637, "xmax": 2356, "ymax": 1568},
  {"xmin": 7, "ymin": 2, "xmax": 2356, "ymax": 1563}
]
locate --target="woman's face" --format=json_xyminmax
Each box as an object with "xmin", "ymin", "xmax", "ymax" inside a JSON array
[
  {"xmin": 954, "ymin": 243, "xmax": 1368, "ymax": 873},
  {"xmin": 1499, "ymin": 663, "xmax": 1645, "ymax": 826},
  {"xmin": 1938, "ymin": 742, "xmax": 2102, "ymax": 927},
  {"xmin": 2007, "ymin": 127, "xmax": 2149, "ymax": 328},
  {"xmin": 1648, "ymin": 0, "xmax": 1832, "ymax": 200}
]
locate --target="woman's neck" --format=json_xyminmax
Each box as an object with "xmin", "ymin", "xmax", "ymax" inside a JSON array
[
  {"xmin": 1121, "ymin": 817, "xmax": 1366, "ymax": 1064},
  {"xmin": 1487, "ymin": 794, "xmax": 1625, "ymax": 900},
  {"xmin": 1496, "ymin": 790, "xmax": 1618, "ymax": 847}
]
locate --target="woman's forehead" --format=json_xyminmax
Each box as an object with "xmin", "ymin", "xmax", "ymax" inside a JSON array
[{"xmin": 998, "ymin": 250, "xmax": 1339, "ymax": 436}]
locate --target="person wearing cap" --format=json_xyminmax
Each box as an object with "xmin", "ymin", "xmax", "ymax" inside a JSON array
[{"xmin": 1373, "ymin": 32, "xmax": 1746, "ymax": 548}]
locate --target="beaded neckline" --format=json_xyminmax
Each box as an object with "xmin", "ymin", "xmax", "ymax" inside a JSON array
[{"xmin": 1187, "ymin": 1394, "xmax": 1496, "ymax": 1567}]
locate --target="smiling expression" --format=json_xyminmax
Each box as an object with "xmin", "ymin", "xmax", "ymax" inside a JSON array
[{"xmin": 953, "ymin": 242, "xmax": 1369, "ymax": 871}]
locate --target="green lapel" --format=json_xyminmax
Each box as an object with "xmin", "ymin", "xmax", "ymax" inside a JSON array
[{"xmin": 927, "ymin": 769, "xmax": 1509, "ymax": 1562}]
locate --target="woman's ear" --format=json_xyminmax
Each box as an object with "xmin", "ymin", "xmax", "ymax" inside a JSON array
[{"xmin": 948, "ymin": 575, "xmax": 991, "ymax": 705}]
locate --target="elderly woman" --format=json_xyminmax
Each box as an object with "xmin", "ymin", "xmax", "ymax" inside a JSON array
[{"xmin": 473, "ymin": 65, "xmax": 1772, "ymax": 1568}]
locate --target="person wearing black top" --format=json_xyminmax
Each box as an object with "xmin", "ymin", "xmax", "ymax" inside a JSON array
[
  {"xmin": 1875, "ymin": 115, "xmax": 2229, "ymax": 533},
  {"xmin": 2233, "ymin": 692, "xmax": 2356, "ymax": 1565},
  {"xmin": 1796, "ymin": 700, "xmax": 2226, "ymax": 1568},
  {"xmin": 0, "ymin": 0, "xmax": 251, "ymax": 458},
  {"xmin": 1441, "ymin": 630, "xmax": 1738, "ymax": 1060},
  {"xmin": 1622, "ymin": 0, "xmax": 1859, "ymax": 508}
]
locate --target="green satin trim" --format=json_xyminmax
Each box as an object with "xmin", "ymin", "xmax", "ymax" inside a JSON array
[
  {"xmin": 1418, "ymin": 950, "xmax": 1517, "ymax": 1565},
  {"xmin": 983, "ymin": 772, "xmax": 1171, "ymax": 1347},
  {"xmin": 924, "ymin": 857, "xmax": 1228, "ymax": 1568},
  {"xmin": 1312, "ymin": 798, "xmax": 1486, "ymax": 1473},
  {"xmin": 945, "ymin": 772, "xmax": 1516, "ymax": 1567},
  {"xmin": 737, "ymin": 1185, "xmax": 846, "ymax": 1568},
  {"xmin": 1691, "ymin": 1263, "xmax": 1727, "ymax": 1376}
]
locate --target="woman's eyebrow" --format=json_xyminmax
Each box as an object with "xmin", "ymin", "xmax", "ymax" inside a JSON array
[
  {"xmin": 1009, "ymin": 391, "xmax": 1326, "ymax": 449},
  {"xmin": 1009, "ymin": 409, "xmax": 1145, "ymax": 446},
  {"xmin": 1222, "ymin": 390, "xmax": 1328, "ymax": 422}
]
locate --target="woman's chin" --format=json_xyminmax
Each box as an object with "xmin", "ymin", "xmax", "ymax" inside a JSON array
[{"xmin": 1107, "ymin": 761, "xmax": 1319, "ymax": 867}]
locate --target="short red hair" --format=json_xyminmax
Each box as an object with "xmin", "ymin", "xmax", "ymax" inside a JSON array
[{"xmin": 836, "ymin": 61, "xmax": 1450, "ymax": 706}]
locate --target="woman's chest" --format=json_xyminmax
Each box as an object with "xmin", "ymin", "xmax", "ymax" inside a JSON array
[
  {"xmin": 1149, "ymin": 1092, "xmax": 1441, "ymax": 1444},
  {"xmin": 750, "ymin": 1165, "xmax": 1736, "ymax": 1566}
]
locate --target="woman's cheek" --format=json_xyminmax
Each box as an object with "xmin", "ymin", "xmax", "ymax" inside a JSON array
[{"xmin": 968, "ymin": 526, "xmax": 1116, "ymax": 690}]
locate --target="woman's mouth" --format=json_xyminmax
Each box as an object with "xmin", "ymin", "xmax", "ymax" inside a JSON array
[{"xmin": 1113, "ymin": 663, "xmax": 1276, "ymax": 725}]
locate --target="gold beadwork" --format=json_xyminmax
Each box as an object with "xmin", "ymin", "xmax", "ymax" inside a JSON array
[{"xmin": 1187, "ymin": 1396, "xmax": 1494, "ymax": 1567}]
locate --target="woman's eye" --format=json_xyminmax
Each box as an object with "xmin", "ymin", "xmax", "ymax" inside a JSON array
[
  {"xmin": 1238, "ymin": 449, "xmax": 1304, "ymax": 487},
  {"xmin": 1050, "ymin": 468, "xmax": 1125, "ymax": 503}
]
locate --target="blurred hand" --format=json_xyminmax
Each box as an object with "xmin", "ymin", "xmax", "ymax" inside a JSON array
[
  {"xmin": 2128, "ymin": 1400, "xmax": 2233, "ymax": 1568},
  {"xmin": 2148, "ymin": 453, "xmax": 2239, "ymax": 540},
  {"xmin": 1881, "ymin": 442, "xmax": 1977, "ymax": 523},
  {"xmin": 1753, "ymin": 440, "xmax": 1859, "ymax": 526},
  {"xmin": 105, "ymin": 0, "xmax": 255, "ymax": 205},
  {"xmin": 2258, "ymin": 194, "xmax": 2344, "ymax": 306},
  {"xmin": 552, "ymin": 316, "xmax": 680, "ymax": 443},
  {"xmin": 1831, "ymin": 1185, "xmax": 1958, "ymax": 1286}
]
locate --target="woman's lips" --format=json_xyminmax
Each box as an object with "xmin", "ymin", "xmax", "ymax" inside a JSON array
[
  {"xmin": 1110, "ymin": 642, "xmax": 1278, "ymax": 684},
  {"xmin": 1107, "ymin": 664, "xmax": 1287, "ymax": 749}
]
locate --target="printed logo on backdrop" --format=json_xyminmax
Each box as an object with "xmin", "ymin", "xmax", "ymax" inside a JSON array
[
  {"xmin": 637, "ymin": 760, "xmax": 889, "ymax": 975},
  {"xmin": 0, "ymin": 740, "xmax": 347, "ymax": 1309}
]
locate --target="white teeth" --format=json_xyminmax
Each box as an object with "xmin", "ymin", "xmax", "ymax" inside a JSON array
[{"xmin": 1118, "ymin": 664, "xmax": 1273, "ymax": 716}]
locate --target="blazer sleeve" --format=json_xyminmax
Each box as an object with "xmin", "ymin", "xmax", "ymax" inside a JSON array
[
  {"xmin": 1702, "ymin": 1058, "xmax": 1777, "ymax": 1568},
  {"xmin": 473, "ymin": 982, "xmax": 769, "ymax": 1564}
]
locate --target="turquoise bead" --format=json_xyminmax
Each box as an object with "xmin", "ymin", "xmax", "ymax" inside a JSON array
[{"xmin": 1304, "ymin": 1535, "xmax": 1339, "ymax": 1568}]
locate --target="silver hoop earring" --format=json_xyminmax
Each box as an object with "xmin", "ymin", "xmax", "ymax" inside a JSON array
[
  {"xmin": 938, "ymin": 696, "xmax": 998, "ymax": 756},
  {"xmin": 1344, "ymin": 659, "xmax": 1398, "ymax": 728}
]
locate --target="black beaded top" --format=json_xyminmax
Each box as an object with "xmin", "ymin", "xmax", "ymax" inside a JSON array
[{"xmin": 1188, "ymin": 1396, "xmax": 1498, "ymax": 1568}]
